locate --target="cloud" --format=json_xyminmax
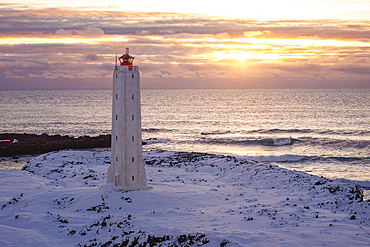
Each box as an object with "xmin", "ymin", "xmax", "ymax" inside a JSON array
[
  {"xmin": 0, "ymin": 4, "xmax": 370, "ymax": 89},
  {"xmin": 0, "ymin": 5, "xmax": 369, "ymax": 41},
  {"xmin": 333, "ymin": 65, "xmax": 370, "ymax": 75},
  {"xmin": 55, "ymin": 26, "xmax": 105, "ymax": 37},
  {"xmin": 85, "ymin": 54, "xmax": 102, "ymax": 61},
  {"xmin": 243, "ymin": 31, "xmax": 272, "ymax": 38}
]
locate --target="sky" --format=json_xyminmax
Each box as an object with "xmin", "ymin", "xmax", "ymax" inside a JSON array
[{"xmin": 0, "ymin": 0, "xmax": 370, "ymax": 89}]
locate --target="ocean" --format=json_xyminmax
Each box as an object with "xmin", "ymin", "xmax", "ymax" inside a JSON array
[{"xmin": 0, "ymin": 89, "xmax": 369, "ymax": 186}]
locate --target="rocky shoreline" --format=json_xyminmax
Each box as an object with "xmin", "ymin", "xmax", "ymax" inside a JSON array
[
  {"xmin": 0, "ymin": 133, "xmax": 112, "ymax": 157},
  {"xmin": 1, "ymin": 149, "xmax": 369, "ymax": 246}
]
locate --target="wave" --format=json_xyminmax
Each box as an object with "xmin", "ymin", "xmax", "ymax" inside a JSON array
[
  {"xmin": 282, "ymin": 129, "xmax": 370, "ymax": 136},
  {"xmin": 200, "ymin": 135, "xmax": 369, "ymax": 150},
  {"xmin": 200, "ymin": 137, "xmax": 296, "ymax": 146},
  {"xmin": 299, "ymin": 137, "xmax": 370, "ymax": 150},
  {"xmin": 320, "ymin": 156, "xmax": 370, "ymax": 163},
  {"xmin": 238, "ymin": 154, "xmax": 369, "ymax": 165},
  {"xmin": 143, "ymin": 138, "xmax": 171, "ymax": 144},
  {"xmin": 259, "ymin": 138, "xmax": 293, "ymax": 146},
  {"xmin": 246, "ymin": 154, "xmax": 309, "ymax": 163},
  {"xmin": 249, "ymin": 128, "xmax": 314, "ymax": 134},
  {"xmin": 201, "ymin": 131, "xmax": 231, "ymax": 136},
  {"xmin": 272, "ymin": 137, "xmax": 292, "ymax": 146},
  {"xmin": 338, "ymin": 179, "xmax": 370, "ymax": 189},
  {"xmin": 142, "ymin": 128, "xmax": 173, "ymax": 133},
  {"xmin": 202, "ymin": 128, "xmax": 370, "ymax": 136}
]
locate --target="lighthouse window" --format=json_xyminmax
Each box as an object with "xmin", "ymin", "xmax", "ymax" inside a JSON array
[
  {"xmin": 116, "ymin": 115, "xmax": 117, "ymax": 120},
  {"xmin": 132, "ymin": 115, "xmax": 134, "ymax": 120},
  {"xmin": 132, "ymin": 157, "xmax": 134, "ymax": 162},
  {"xmin": 115, "ymin": 74, "xmax": 117, "ymax": 79},
  {"xmin": 132, "ymin": 136, "xmax": 134, "ymax": 141},
  {"xmin": 116, "ymin": 136, "xmax": 118, "ymax": 141},
  {"xmin": 116, "ymin": 94, "xmax": 117, "ymax": 99},
  {"xmin": 132, "ymin": 176, "xmax": 135, "ymax": 181},
  {"xmin": 132, "ymin": 94, "xmax": 134, "ymax": 100},
  {"xmin": 132, "ymin": 74, "xmax": 134, "ymax": 79},
  {"xmin": 116, "ymin": 157, "xmax": 118, "ymax": 162}
]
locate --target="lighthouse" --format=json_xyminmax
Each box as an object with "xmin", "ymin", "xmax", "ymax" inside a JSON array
[{"xmin": 107, "ymin": 48, "xmax": 150, "ymax": 191}]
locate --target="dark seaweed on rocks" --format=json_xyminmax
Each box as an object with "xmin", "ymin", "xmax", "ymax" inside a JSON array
[{"xmin": 0, "ymin": 133, "xmax": 111, "ymax": 157}]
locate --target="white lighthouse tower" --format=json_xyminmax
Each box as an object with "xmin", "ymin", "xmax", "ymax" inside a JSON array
[{"xmin": 107, "ymin": 48, "xmax": 150, "ymax": 191}]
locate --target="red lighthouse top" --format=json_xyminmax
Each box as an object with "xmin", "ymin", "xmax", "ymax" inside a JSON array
[{"xmin": 118, "ymin": 47, "xmax": 134, "ymax": 69}]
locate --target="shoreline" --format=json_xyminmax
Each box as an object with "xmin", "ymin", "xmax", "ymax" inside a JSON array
[
  {"xmin": 1, "ymin": 133, "xmax": 369, "ymax": 196},
  {"xmin": 0, "ymin": 133, "xmax": 153, "ymax": 158},
  {"xmin": 1, "ymin": 138, "xmax": 369, "ymax": 190},
  {"xmin": 0, "ymin": 133, "xmax": 111, "ymax": 157},
  {"xmin": 1, "ymin": 149, "xmax": 369, "ymax": 246}
]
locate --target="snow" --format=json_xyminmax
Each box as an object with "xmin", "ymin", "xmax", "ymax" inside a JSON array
[{"xmin": 0, "ymin": 150, "xmax": 369, "ymax": 246}]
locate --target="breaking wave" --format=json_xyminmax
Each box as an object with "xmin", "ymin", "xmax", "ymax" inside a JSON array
[
  {"xmin": 201, "ymin": 128, "xmax": 370, "ymax": 137},
  {"xmin": 199, "ymin": 137, "xmax": 295, "ymax": 146},
  {"xmin": 246, "ymin": 154, "xmax": 309, "ymax": 163},
  {"xmin": 253, "ymin": 128, "xmax": 370, "ymax": 136},
  {"xmin": 299, "ymin": 137, "xmax": 370, "ymax": 150},
  {"xmin": 241, "ymin": 154, "xmax": 369, "ymax": 165},
  {"xmin": 199, "ymin": 136, "xmax": 369, "ymax": 150},
  {"xmin": 201, "ymin": 131, "xmax": 231, "ymax": 136},
  {"xmin": 142, "ymin": 128, "xmax": 173, "ymax": 133}
]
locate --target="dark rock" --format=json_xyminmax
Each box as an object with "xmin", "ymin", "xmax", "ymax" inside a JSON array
[
  {"xmin": 0, "ymin": 133, "xmax": 150, "ymax": 157},
  {"xmin": 0, "ymin": 133, "xmax": 111, "ymax": 157}
]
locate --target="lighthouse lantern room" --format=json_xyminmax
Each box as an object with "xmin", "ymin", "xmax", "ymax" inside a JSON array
[
  {"xmin": 118, "ymin": 48, "xmax": 135, "ymax": 69},
  {"xmin": 107, "ymin": 48, "xmax": 151, "ymax": 191}
]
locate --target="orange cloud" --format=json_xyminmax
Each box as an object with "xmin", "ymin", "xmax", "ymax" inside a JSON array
[{"xmin": 0, "ymin": 4, "xmax": 370, "ymax": 89}]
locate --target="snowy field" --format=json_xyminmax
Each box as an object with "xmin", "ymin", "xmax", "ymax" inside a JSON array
[{"xmin": 0, "ymin": 150, "xmax": 369, "ymax": 246}]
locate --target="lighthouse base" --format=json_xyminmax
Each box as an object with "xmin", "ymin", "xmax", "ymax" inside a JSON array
[{"xmin": 106, "ymin": 183, "xmax": 153, "ymax": 192}]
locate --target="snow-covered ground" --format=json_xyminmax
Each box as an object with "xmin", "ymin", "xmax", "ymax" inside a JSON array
[{"xmin": 0, "ymin": 150, "xmax": 369, "ymax": 246}]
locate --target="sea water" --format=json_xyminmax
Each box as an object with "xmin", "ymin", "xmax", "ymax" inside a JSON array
[{"xmin": 0, "ymin": 89, "xmax": 369, "ymax": 186}]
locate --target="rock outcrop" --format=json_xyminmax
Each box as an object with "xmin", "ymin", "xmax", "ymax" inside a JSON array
[{"xmin": 0, "ymin": 133, "xmax": 111, "ymax": 157}]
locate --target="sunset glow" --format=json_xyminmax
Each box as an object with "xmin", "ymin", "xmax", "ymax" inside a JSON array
[
  {"xmin": 1, "ymin": 1, "xmax": 370, "ymax": 89},
  {"xmin": 8, "ymin": 0, "xmax": 370, "ymax": 19}
]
